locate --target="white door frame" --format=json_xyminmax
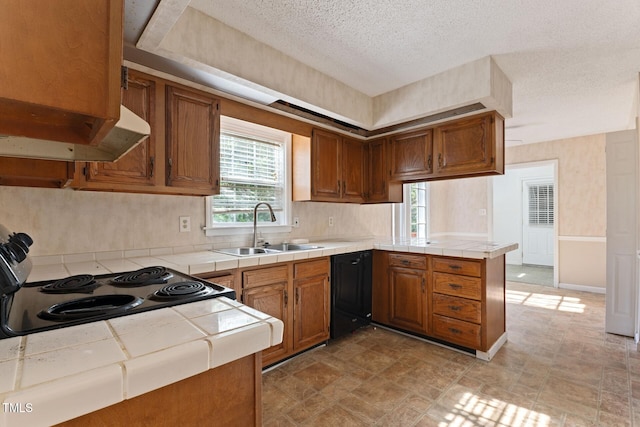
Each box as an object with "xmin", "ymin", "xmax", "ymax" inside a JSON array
[{"xmin": 488, "ymin": 159, "xmax": 559, "ymax": 287}]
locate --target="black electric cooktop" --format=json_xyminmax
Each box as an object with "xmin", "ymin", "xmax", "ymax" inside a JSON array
[{"xmin": 0, "ymin": 266, "xmax": 236, "ymax": 338}]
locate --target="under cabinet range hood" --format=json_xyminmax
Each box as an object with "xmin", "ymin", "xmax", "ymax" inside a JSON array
[{"xmin": 0, "ymin": 105, "xmax": 151, "ymax": 162}]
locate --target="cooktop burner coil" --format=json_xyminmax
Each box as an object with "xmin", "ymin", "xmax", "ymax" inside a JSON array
[
  {"xmin": 40, "ymin": 274, "xmax": 99, "ymax": 294},
  {"xmin": 150, "ymin": 281, "xmax": 215, "ymax": 301},
  {"xmin": 112, "ymin": 266, "xmax": 173, "ymax": 286},
  {"xmin": 38, "ymin": 294, "xmax": 144, "ymax": 321}
]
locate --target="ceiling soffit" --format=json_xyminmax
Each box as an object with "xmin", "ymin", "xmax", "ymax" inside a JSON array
[{"xmin": 136, "ymin": 2, "xmax": 512, "ymax": 132}]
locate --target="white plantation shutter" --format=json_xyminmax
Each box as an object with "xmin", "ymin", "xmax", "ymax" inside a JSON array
[{"xmin": 528, "ymin": 184, "xmax": 554, "ymax": 225}]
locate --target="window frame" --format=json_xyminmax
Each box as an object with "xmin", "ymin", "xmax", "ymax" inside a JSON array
[
  {"xmin": 393, "ymin": 182, "xmax": 430, "ymax": 240},
  {"xmin": 204, "ymin": 116, "xmax": 292, "ymax": 237}
]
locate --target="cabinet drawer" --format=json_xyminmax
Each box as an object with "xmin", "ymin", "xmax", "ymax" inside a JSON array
[
  {"xmin": 242, "ymin": 265, "xmax": 288, "ymax": 289},
  {"xmin": 294, "ymin": 258, "xmax": 329, "ymax": 279},
  {"xmin": 432, "ymin": 257, "xmax": 481, "ymax": 277},
  {"xmin": 433, "ymin": 272, "xmax": 482, "ymax": 300},
  {"xmin": 201, "ymin": 273, "xmax": 234, "ymax": 289},
  {"xmin": 432, "ymin": 314, "xmax": 481, "ymax": 349},
  {"xmin": 433, "ymin": 293, "xmax": 481, "ymax": 323},
  {"xmin": 388, "ymin": 253, "xmax": 427, "ymax": 270}
]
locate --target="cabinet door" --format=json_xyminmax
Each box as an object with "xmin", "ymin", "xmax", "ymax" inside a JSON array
[
  {"xmin": 166, "ymin": 86, "xmax": 220, "ymax": 193},
  {"xmin": 388, "ymin": 266, "xmax": 428, "ymax": 334},
  {"xmin": 294, "ymin": 274, "xmax": 330, "ymax": 350},
  {"xmin": 433, "ymin": 113, "xmax": 496, "ymax": 176},
  {"xmin": 389, "ymin": 129, "xmax": 433, "ymax": 181},
  {"xmin": 311, "ymin": 129, "xmax": 341, "ymax": 200},
  {"xmin": 341, "ymin": 137, "xmax": 364, "ymax": 202},
  {"xmin": 365, "ymin": 138, "xmax": 403, "ymax": 203},
  {"xmin": 243, "ymin": 282, "xmax": 289, "ymax": 364},
  {"xmin": 86, "ymin": 71, "xmax": 156, "ymax": 185}
]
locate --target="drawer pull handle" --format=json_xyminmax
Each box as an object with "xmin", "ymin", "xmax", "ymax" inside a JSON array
[
  {"xmin": 401, "ymin": 259, "xmax": 410, "ymax": 265},
  {"xmin": 448, "ymin": 328, "xmax": 462, "ymax": 335},
  {"xmin": 449, "ymin": 305, "xmax": 461, "ymax": 311},
  {"xmin": 448, "ymin": 264, "xmax": 462, "ymax": 270},
  {"xmin": 448, "ymin": 283, "xmax": 462, "ymax": 290}
]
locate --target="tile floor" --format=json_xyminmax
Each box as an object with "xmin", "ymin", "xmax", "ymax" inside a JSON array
[
  {"xmin": 506, "ymin": 264, "xmax": 554, "ymax": 287},
  {"xmin": 262, "ymin": 282, "xmax": 639, "ymax": 426}
]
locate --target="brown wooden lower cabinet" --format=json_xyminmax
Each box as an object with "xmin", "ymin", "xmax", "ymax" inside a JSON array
[
  {"xmin": 372, "ymin": 250, "xmax": 505, "ymax": 353},
  {"xmin": 293, "ymin": 258, "xmax": 330, "ymax": 351},
  {"xmin": 387, "ymin": 263, "xmax": 428, "ymax": 335},
  {"xmin": 239, "ymin": 258, "xmax": 330, "ymax": 367},
  {"xmin": 57, "ymin": 353, "xmax": 262, "ymax": 427}
]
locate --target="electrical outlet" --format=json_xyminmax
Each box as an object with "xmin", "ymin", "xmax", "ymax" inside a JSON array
[
  {"xmin": 329, "ymin": 216, "xmax": 334, "ymax": 227},
  {"xmin": 293, "ymin": 217, "xmax": 300, "ymax": 227},
  {"xmin": 179, "ymin": 216, "xmax": 191, "ymax": 232},
  {"xmin": 478, "ymin": 209, "xmax": 487, "ymax": 216}
]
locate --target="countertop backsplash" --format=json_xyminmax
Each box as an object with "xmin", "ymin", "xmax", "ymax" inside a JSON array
[{"xmin": 0, "ymin": 186, "xmax": 393, "ymax": 256}]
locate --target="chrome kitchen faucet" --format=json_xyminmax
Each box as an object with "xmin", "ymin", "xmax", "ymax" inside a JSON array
[{"xmin": 253, "ymin": 202, "xmax": 277, "ymax": 247}]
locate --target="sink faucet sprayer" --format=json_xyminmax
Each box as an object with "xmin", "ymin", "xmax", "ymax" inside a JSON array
[{"xmin": 253, "ymin": 202, "xmax": 277, "ymax": 247}]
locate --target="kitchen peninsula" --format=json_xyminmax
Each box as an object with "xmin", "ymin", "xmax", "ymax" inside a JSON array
[{"xmin": 0, "ymin": 238, "xmax": 515, "ymax": 426}]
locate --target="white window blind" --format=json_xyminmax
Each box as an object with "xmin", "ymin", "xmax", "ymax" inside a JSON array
[
  {"xmin": 528, "ymin": 184, "xmax": 554, "ymax": 225},
  {"xmin": 211, "ymin": 127, "xmax": 286, "ymax": 225}
]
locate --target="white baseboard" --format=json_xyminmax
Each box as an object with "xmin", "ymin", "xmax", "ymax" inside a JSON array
[
  {"xmin": 476, "ymin": 332, "xmax": 508, "ymax": 362},
  {"xmin": 558, "ymin": 282, "xmax": 606, "ymax": 294}
]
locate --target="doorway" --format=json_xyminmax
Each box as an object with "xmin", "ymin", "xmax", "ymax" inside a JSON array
[{"xmin": 492, "ymin": 161, "xmax": 558, "ymax": 287}]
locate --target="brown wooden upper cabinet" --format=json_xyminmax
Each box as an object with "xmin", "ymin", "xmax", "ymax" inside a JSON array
[
  {"xmin": 389, "ymin": 129, "xmax": 434, "ymax": 181},
  {"xmin": 293, "ymin": 128, "xmax": 364, "ymax": 203},
  {"xmin": 81, "ymin": 70, "xmax": 157, "ymax": 187},
  {"xmin": 389, "ymin": 111, "xmax": 504, "ymax": 183},
  {"xmin": 433, "ymin": 112, "xmax": 504, "ymax": 178},
  {"xmin": 165, "ymin": 85, "xmax": 220, "ymax": 193},
  {"xmin": 71, "ymin": 70, "xmax": 221, "ymax": 196},
  {"xmin": 0, "ymin": 0, "xmax": 123, "ymax": 146},
  {"xmin": 365, "ymin": 138, "xmax": 403, "ymax": 203}
]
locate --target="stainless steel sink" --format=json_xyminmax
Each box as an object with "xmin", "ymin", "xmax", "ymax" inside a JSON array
[
  {"xmin": 214, "ymin": 247, "xmax": 282, "ymax": 256},
  {"xmin": 264, "ymin": 243, "xmax": 323, "ymax": 251},
  {"xmin": 213, "ymin": 243, "xmax": 323, "ymax": 256}
]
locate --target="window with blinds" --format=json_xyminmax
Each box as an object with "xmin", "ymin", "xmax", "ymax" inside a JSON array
[
  {"xmin": 210, "ymin": 118, "xmax": 289, "ymax": 226},
  {"xmin": 528, "ymin": 183, "xmax": 554, "ymax": 225}
]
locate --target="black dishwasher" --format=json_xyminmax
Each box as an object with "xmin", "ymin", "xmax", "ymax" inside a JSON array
[{"xmin": 330, "ymin": 250, "xmax": 372, "ymax": 339}]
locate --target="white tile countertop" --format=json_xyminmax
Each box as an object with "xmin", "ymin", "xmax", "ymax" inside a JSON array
[
  {"xmin": 1, "ymin": 238, "xmax": 516, "ymax": 426},
  {"xmin": 28, "ymin": 238, "xmax": 517, "ymax": 281},
  {"xmin": 0, "ymin": 297, "xmax": 283, "ymax": 427}
]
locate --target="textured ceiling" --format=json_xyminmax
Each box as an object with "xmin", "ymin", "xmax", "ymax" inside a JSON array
[{"xmin": 127, "ymin": 0, "xmax": 640, "ymax": 145}]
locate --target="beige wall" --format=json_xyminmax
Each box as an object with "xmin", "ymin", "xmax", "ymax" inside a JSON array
[
  {"xmin": 0, "ymin": 186, "xmax": 392, "ymax": 257},
  {"xmin": 507, "ymin": 134, "xmax": 607, "ymax": 290},
  {"xmin": 430, "ymin": 177, "xmax": 489, "ymax": 238},
  {"xmin": 431, "ymin": 133, "xmax": 607, "ymax": 289},
  {"xmin": 507, "ymin": 134, "xmax": 606, "ymax": 237}
]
